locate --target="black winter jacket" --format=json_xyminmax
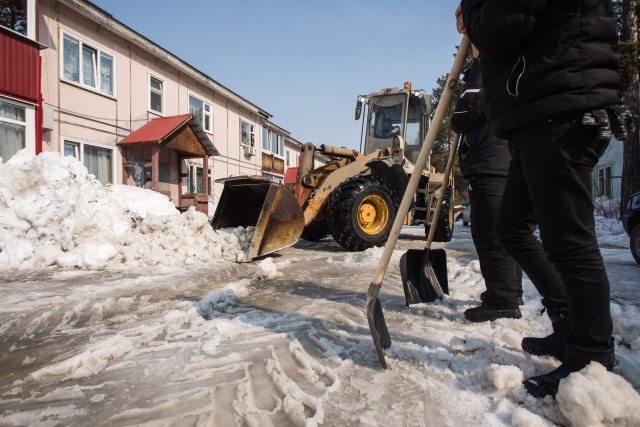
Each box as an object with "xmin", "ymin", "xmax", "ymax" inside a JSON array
[
  {"xmin": 451, "ymin": 59, "xmax": 511, "ymax": 178},
  {"xmin": 460, "ymin": 0, "xmax": 622, "ymax": 139}
]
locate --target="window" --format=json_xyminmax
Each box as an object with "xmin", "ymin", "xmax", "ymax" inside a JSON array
[
  {"xmin": 149, "ymin": 75, "xmax": 164, "ymax": 114},
  {"xmin": 62, "ymin": 138, "xmax": 114, "ymax": 186},
  {"xmin": 0, "ymin": 98, "xmax": 34, "ymax": 161},
  {"xmin": 262, "ymin": 128, "xmax": 284, "ymax": 157},
  {"xmin": 597, "ymin": 166, "xmax": 612, "ymax": 198},
  {"xmin": 0, "ymin": 0, "xmax": 34, "ymax": 38},
  {"xmin": 262, "ymin": 171, "xmax": 283, "ymax": 183},
  {"xmin": 286, "ymin": 151, "xmax": 290, "ymax": 167},
  {"xmin": 262, "ymin": 127, "xmax": 269, "ymax": 150},
  {"xmin": 189, "ymin": 94, "xmax": 212, "ymax": 132},
  {"xmin": 240, "ymin": 120, "xmax": 255, "ymax": 147},
  {"xmin": 188, "ymin": 164, "xmax": 212, "ymax": 195},
  {"xmin": 61, "ymin": 32, "xmax": 115, "ymax": 96},
  {"xmin": 158, "ymin": 162, "xmax": 170, "ymax": 192}
]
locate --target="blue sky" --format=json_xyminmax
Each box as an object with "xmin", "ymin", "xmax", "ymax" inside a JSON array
[{"xmin": 91, "ymin": 0, "xmax": 462, "ymax": 150}]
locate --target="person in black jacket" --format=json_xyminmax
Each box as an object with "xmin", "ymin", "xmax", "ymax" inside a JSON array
[
  {"xmin": 451, "ymin": 46, "xmax": 524, "ymax": 322},
  {"xmin": 456, "ymin": 0, "xmax": 624, "ymax": 397}
]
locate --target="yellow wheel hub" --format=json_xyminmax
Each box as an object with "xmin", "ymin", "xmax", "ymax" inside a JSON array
[{"xmin": 357, "ymin": 194, "xmax": 389, "ymax": 235}]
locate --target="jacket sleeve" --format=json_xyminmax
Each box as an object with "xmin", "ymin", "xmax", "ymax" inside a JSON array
[
  {"xmin": 451, "ymin": 63, "xmax": 485, "ymax": 134},
  {"xmin": 461, "ymin": 0, "xmax": 549, "ymax": 59}
]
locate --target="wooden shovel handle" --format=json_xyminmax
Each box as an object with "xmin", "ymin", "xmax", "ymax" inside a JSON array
[{"xmin": 370, "ymin": 35, "xmax": 470, "ymax": 287}]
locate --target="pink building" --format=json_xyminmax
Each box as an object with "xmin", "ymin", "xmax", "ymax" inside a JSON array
[{"xmin": 36, "ymin": 0, "xmax": 300, "ymax": 215}]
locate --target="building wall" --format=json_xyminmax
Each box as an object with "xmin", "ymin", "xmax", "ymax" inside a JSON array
[
  {"xmin": 38, "ymin": 0, "xmax": 268, "ymax": 200},
  {"xmin": 284, "ymin": 138, "xmax": 301, "ymax": 172}
]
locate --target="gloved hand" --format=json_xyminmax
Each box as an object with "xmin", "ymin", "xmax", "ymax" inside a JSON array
[{"xmin": 582, "ymin": 105, "xmax": 635, "ymax": 142}]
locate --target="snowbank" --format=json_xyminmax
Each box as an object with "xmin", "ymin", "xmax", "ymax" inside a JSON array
[{"xmin": 0, "ymin": 150, "xmax": 251, "ymax": 269}]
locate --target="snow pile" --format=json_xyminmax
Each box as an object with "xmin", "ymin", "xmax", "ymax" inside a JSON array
[
  {"xmin": 595, "ymin": 214, "xmax": 629, "ymax": 248},
  {"xmin": 0, "ymin": 150, "xmax": 251, "ymax": 269}
]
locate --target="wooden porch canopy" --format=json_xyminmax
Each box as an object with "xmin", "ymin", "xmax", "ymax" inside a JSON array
[{"xmin": 117, "ymin": 114, "xmax": 219, "ymax": 214}]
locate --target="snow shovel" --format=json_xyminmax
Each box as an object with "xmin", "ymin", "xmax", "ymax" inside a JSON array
[
  {"xmin": 365, "ymin": 36, "xmax": 470, "ymax": 369},
  {"xmin": 400, "ymin": 133, "xmax": 459, "ymax": 305},
  {"xmin": 211, "ymin": 176, "xmax": 305, "ymax": 260}
]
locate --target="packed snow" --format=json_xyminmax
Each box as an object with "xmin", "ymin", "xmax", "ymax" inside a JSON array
[
  {"xmin": 0, "ymin": 150, "xmax": 252, "ymax": 269},
  {"xmin": 0, "ymin": 151, "xmax": 639, "ymax": 426}
]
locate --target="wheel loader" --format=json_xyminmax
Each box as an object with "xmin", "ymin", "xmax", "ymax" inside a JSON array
[{"xmin": 211, "ymin": 82, "xmax": 454, "ymax": 260}]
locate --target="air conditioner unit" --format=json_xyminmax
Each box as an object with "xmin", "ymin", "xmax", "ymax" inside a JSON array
[{"xmin": 243, "ymin": 145, "xmax": 256, "ymax": 156}]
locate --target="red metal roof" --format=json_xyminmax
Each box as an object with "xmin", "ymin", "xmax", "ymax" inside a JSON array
[
  {"xmin": 117, "ymin": 114, "xmax": 218, "ymax": 155},
  {"xmin": 118, "ymin": 114, "xmax": 192, "ymax": 144}
]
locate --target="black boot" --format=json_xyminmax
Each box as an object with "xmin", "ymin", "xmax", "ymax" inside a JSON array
[
  {"xmin": 521, "ymin": 307, "xmax": 569, "ymax": 361},
  {"xmin": 480, "ymin": 290, "xmax": 524, "ymax": 306},
  {"xmin": 523, "ymin": 339, "xmax": 615, "ymax": 398},
  {"xmin": 464, "ymin": 302, "xmax": 522, "ymax": 322}
]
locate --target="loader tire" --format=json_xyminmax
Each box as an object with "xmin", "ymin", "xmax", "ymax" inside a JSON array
[
  {"xmin": 301, "ymin": 219, "xmax": 329, "ymax": 241},
  {"xmin": 327, "ymin": 174, "xmax": 399, "ymax": 251},
  {"xmin": 425, "ymin": 186, "xmax": 454, "ymax": 242}
]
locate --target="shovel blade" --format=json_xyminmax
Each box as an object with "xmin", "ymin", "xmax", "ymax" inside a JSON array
[
  {"xmin": 366, "ymin": 284, "xmax": 391, "ymax": 369},
  {"xmin": 400, "ymin": 248, "xmax": 449, "ymax": 306},
  {"xmin": 211, "ymin": 177, "xmax": 304, "ymax": 260}
]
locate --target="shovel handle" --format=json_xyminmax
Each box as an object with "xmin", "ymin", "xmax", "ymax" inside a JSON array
[
  {"xmin": 424, "ymin": 133, "xmax": 459, "ymax": 249},
  {"xmin": 370, "ymin": 36, "xmax": 470, "ymax": 287}
]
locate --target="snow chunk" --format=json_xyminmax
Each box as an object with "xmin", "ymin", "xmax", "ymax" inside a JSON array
[
  {"xmin": 557, "ymin": 363, "xmax": 640, "ymax": 426},
  {"xmin": 253, "ymin": 258, "xmax": 282, "ymax": 280},
  {"xmin": 486, "ymin": 363, "xmax": 523, "ymax": 391}
]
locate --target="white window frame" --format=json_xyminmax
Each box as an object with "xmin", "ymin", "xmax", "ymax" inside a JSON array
[
  {"xmin": 261, "ymin": 171, "xmax": 284, "ymax": 183},
  {"xmin": 188, "ymin": 93, "xmax": 212, "ymax": 133},
  {"xmin": 0, "ymin": 96, "xmax": 35, "ymax": 158},
  {"xmin": 148, "ymin": 73, "xmax": 164, "ymax": 115},
  {"xmin": 60, "ymin": 137, "xmax": 116, "ymax": 185},
  {"xmin": 240, "ymin": 119, "xmax": 255, "ymax": 147},
  {"xmin": 187, "ymin": 162, "xmax": 213, "ymax": 195},
  {"xmin": 262, "ymin": 128, "xmax": 285, "ymax": 159},
  {"xmin": 60, "ymin": 31, "xmax": 117, "ymax": 97}
]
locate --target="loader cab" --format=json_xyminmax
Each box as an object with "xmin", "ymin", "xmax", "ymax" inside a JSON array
[{"xmin": 361, "ymin": 85, "xmax": 430, "ymax": 165}]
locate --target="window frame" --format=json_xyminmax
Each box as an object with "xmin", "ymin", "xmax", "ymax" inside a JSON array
[
  {"xmin": 262, "ymin": 128, "xmax": 285, "ymax": 159},
  {"xmin": 60, "ymin": 137, "xmax": 116, "ymax": 185},
  {"xmin": 148, "ymin": 73, "xmax": 164, "ymax": 115},
  {"xmin": 187, "ymin": 162, "xmax": 213, "ymax": 195},
  {"xmin": 240, "ymin": 119, "xmax": 255, "ymax": 147},
  {"xmin": 188, "ymin": 93, "xmax": 212, "ymax": 134},
  {"xmin": 597, "ymin": 166, "xmax": 613, "ymax": 198},
  {"xmin": 60, "ymin": 31, "xmax": 117, "ymax": 97},
  {"xmin": 0, "ymin": 96, "xmax": 35, "ymax": 160}
]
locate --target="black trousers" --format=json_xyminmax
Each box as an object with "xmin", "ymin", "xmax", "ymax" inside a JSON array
[
  {"xmin": 468, "ymin": 174, "xmax": 523, "ymax": 309},
  {"xmin": 496, "ymin": 113, "xmax": 612, "ymax": 348}
]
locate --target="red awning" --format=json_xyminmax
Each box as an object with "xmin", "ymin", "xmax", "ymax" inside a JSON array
[{"xmin": 118, "ymin": 114, "xmax": 218, "ymax": 155}]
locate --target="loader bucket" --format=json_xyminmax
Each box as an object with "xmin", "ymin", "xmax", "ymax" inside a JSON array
[
  {"xmin": 399, "ymin": 248, "xmax": 449, "ymax": 306},
  {"xmin": 211, "ymin": 177, "xmax": 304, "ymax": 260}
]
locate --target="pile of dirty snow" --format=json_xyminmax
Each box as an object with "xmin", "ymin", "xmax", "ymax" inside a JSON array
[{"xmin": 0, "ymin": 150, "xmax": 252, "ymax": 269}]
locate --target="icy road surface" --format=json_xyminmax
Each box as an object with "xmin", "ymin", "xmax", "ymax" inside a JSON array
[{"xmin": 1, "ymin": 226, "xmax": 638, "ymax": 426}]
